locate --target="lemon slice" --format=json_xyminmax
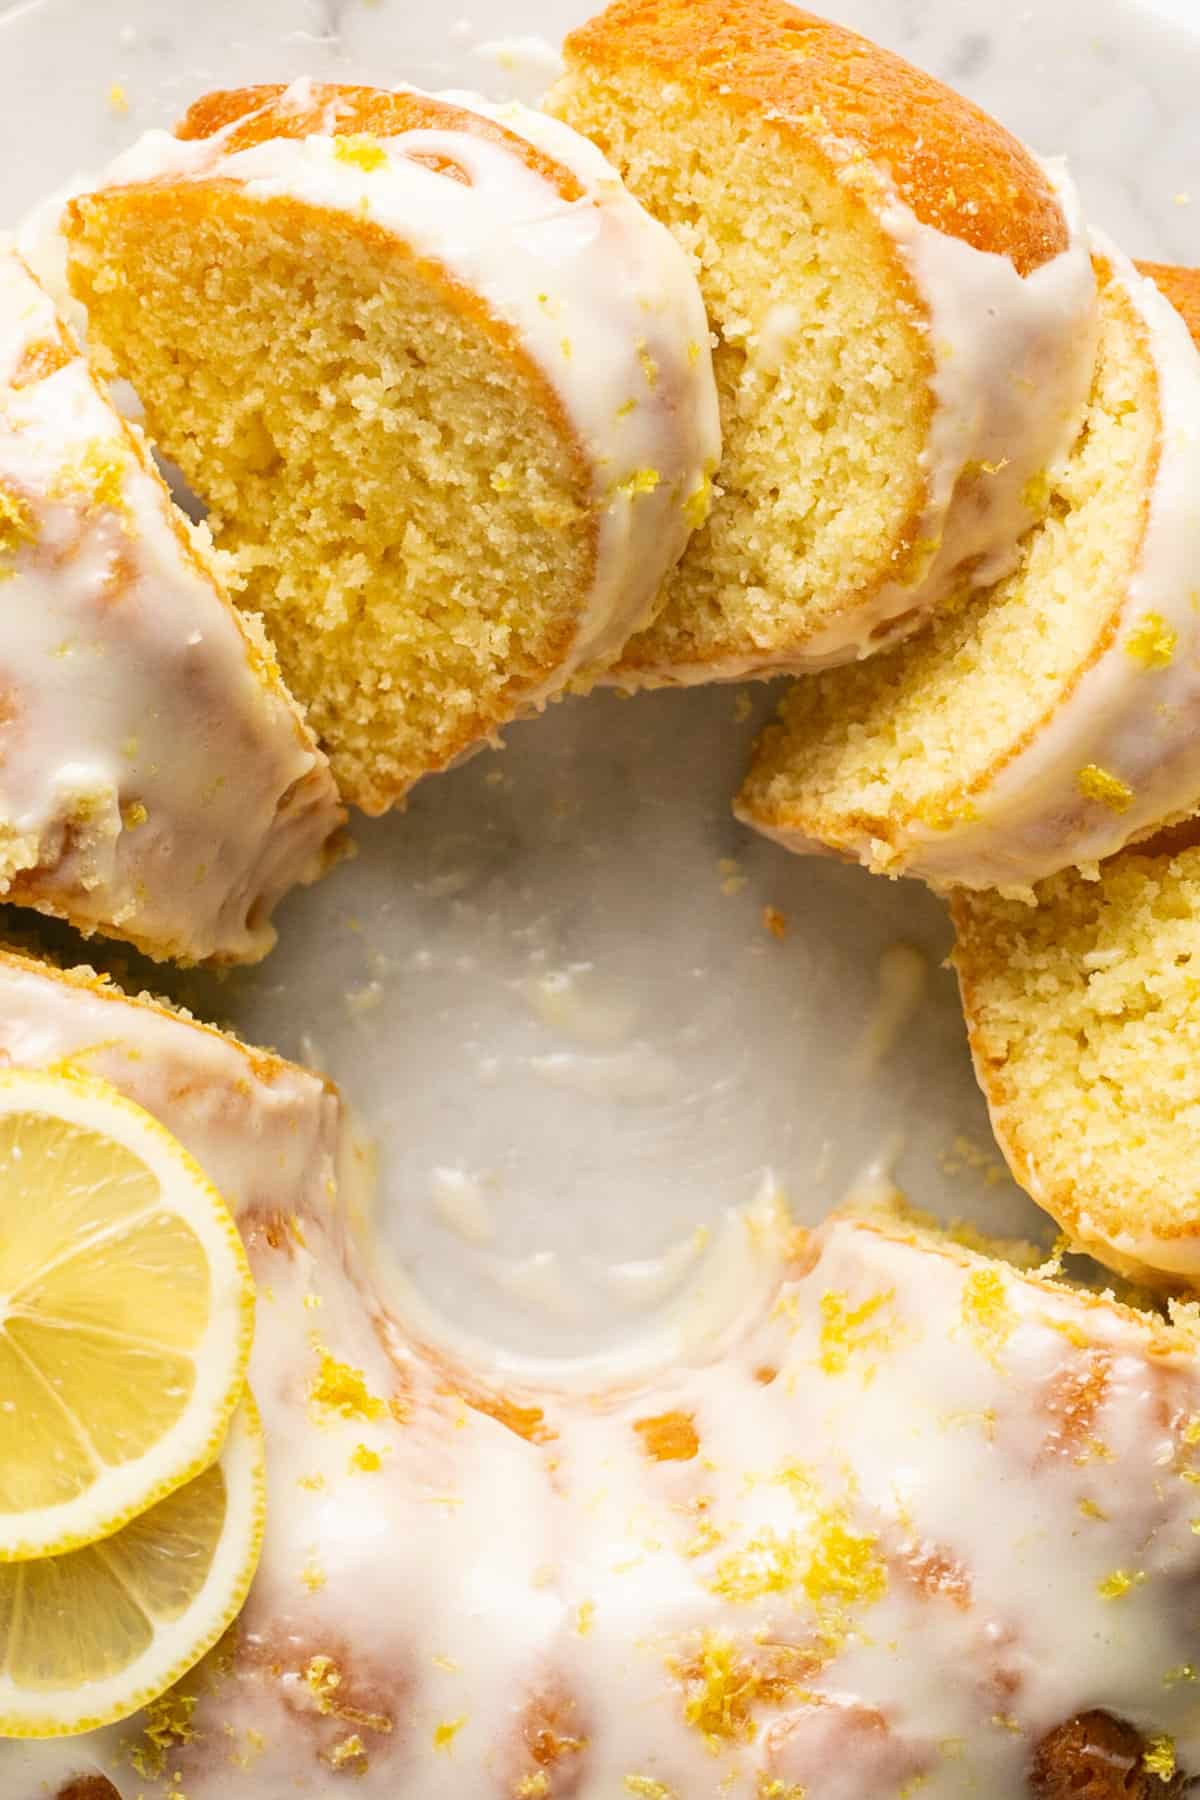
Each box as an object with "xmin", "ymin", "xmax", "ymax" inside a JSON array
[
  {"xmin": 0, "ymin": 1069, "xmax": 254, "ymax": 1562},
  {"xmin": 0, "ymin": 1394, "xmax": 265, "ymax": 1737}
]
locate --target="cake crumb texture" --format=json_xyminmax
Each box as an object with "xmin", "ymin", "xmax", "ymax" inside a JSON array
[
  {"xmin": 66, "ymin": 173, "xmax": 594, "ymax": 813},
  {"xmin": 738, "ymin": 255, "xmax": 1155, "ymax": 866},
  {"xmin": 551, "ymin": 0, "xmax": 1073, "ymax": 676},
  {"xmin": 952, "ymin": 827, "xmax": 1200, "ymax": 1280}
]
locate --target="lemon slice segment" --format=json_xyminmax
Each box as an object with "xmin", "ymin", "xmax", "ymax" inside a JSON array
[
  {"xmin": 0, "ymin": 1069, "xmax": 255, "ymax": 1561},
  {"xmin": 0, "ymin": 1395, "xmax": 265, "ymax": 1737}
]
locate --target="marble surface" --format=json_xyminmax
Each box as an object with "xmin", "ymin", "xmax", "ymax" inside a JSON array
[{"xmin": 0, "ymin": 0, "xmax": 1198, "ymax": 1362}]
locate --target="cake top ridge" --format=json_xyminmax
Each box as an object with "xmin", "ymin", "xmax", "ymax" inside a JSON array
[{"xmin": 562, "ymin": 0, "xmax": 1068, "ymax": 275}]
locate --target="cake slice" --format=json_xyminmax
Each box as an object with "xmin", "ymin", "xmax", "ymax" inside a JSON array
[
  {"xmin": 54, "ymin": 82, "xmax": 720, "ymax": 812},
  {"xmin": 0, "ymin": 251, "xmax": 343, "ymax": 964},
  {"xmin": 3, "ymin": 949, "xmax": 1200, "ymax": 1797},
  {"xmin": 737, "ymin": 247, "xmax": 1200, "ymax": 895},
  {"xmin": 548, "ymin": 0, "xmax": 1096, "ymax": 682},
  {"xmin": 952, "ymin": 823, "xmax": 1200, "ymax": 1285}
]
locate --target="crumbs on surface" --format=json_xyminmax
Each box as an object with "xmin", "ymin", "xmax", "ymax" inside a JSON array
[
  {"xmin": 126, "ymin": 1692, "xmax": 198, "ymax": 1779},
  {"xmin": 0, "ymin": 481, "xmax": 36, "ymax": 560},
  {"xmin": 1097, "ymin": 1568, "xmax": 1145, "ymax": 1600},
  {"xmin": 308, "ymin": 1341, "xmax": 388, "ymax": 1422},
  {"xmin": 325, "ymin": 1733, "xmax": 369, "ymax": 1772},
  {"xmin": 51, "ymin": 438, "xmax": 130, "ymax": 515},
  {"xmin": 762, "ymin": 905, "xmax": 788, "ymax": 940},
  {"xmin": 673, "ymin": 1630, "xmax": 811, "ymax": 1750},
  {"xmin": 959, "ymin": 1267, "xmax": 1015, "ymax": 1363},
  {"xmin": 349, "ymin": 1442, "xmax": 385, "ymax": 1473},
  {"xmin": 617, "ymin": 466, "xmax": 662, "ymax": 499},
  {"xmin": 1077, "ymin": 764, "xmax": 1134, "ymax": 812},
  {"xmin": 1125, "ymin": 610, "xmax": 1178, "ymax": 668},
  {"xmin": 433, "ymin": 1714, "xmax": 467, "ymax": 1750},
  {"xmin": 333, "ymin": 133, "xmax": 388, "ymax": 172},
  {"xmin": 1143, "ymin": 1735, "xmax": 1177, "ymax": 1780},
  {"xmin": 634, "ymin": 1410, "xmax": 699, "ymax": 1463},
  {"xmin": 818, "ymin": 1286, "xmax": 897, "ymax": 1376},
  {"xmin": 683, "ymin": 469, "xmax": 714, "ymax": 529}
]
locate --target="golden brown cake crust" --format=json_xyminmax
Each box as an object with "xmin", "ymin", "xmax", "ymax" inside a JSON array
[
  {"xmin": 1138, "ymin": 260, "xmax": 1200, "ymax": 343},
  {"xmin": 562, "ymin": 0, "xmax": 1066, "ymax": 275},
  {"xmin": 1030, "ymin": 1711, "xmax": 1187, "ymax": 1798},
  {"xmin": 175, "ymin": 84, "xmax": 584, "ymax": 202}
]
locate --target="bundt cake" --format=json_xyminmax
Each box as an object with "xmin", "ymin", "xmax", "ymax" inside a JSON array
[
  {"xmin": 0, "ymin": 250, "xmax": 343, "ymax": 964},
  {"xmin": 951, "ymin": 821, "xmax": 1200, "ymax": 1285},
  {"xmin": 51, "ymin": 81, "xmax": 720, "ymax": 812},
  {"xmin": 737, "ymin": 245, "xmax": 1200, "ymax": 894},
  {"xmin": 4, "ymin": 950, "xmax": 1200, "ymax": 1798},
  {"xmin": 547, "ymin": 0, "xmax": 1097, "ymax": 684}
]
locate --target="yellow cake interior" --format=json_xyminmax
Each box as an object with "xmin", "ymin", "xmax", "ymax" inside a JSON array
[
  {"xmin": 739, "ymin": 258, "xmax": 1156, "ymax": 856},
  {"xmin": 550, "ymin": 64, "xmax": 930, "ymax": 671},
  {"xmin": 953, "ymin": 841, "xmax": 1200, "ymax": 1274},
  {"xmin": 66, "ymin": 190, "xmax": 594, "ymax": 813}
]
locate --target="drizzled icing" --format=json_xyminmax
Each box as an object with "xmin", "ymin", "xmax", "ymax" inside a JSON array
[
  {"xmin": 748, "ymin": 240, "xmax": 1200, "ymax": 893},
  {"xmin": 603, "ymin": 154, "xmax": 1096, "ymax": 684},
  {"xmin": 800, "ymin": 156, "xmax": 1098, "ymax": 669},
  {"xmin": 3, "ymin": 950, "xmax": 1200, "ymax": 1799},
  {"xmin": 0, "ymin": 252, "xmax": 344, "ymax": 964},
  {"xmin": 56, "ymin": 81, "xmax": 721, "ymax": 698}
]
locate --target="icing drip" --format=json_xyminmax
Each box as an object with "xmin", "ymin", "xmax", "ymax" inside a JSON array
[{"xmin": 605, "ymin": 156, "xmax": 1097, "ymax": 684}]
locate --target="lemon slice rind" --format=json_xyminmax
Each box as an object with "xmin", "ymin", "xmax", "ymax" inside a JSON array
[
  {"xmin": 0, "ymin": 1393, "xmax": 265, "ymax": 1738},
  {"xmin": 0, "ymin": 1069, "xmax": 255, "ymax": 1563}
]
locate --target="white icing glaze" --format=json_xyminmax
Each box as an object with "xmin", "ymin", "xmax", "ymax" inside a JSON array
[
  {"xmin": 851, "ymin": 942, "xmax": 929, "ymax": 1074},
  {"xmin": 750, "ymin": 239, "xmax": 1200, "ymax": 893},
  {"xmin": 607, "ymin": 157, "xmax": 1097, "ymax": 686},
  {"xmin": 0, "ymin": 251, "xmax": 344, "ymax": 964},
  {"xmin": 4, "ymin": 950, "xmax": 1200, "ymax": 1799},
  {"xmin": 60, "ymin": 82, "xmax": 721, "ymax": 703}
]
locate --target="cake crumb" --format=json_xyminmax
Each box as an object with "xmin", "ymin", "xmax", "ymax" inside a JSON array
[
  {"xmin": 762, "ymin": 904, "xmax": 788, "ymax": 940},
  {"xmin": 718, "ymin": 856, "xmax": 746, "ymax": 896},
  {"xmin": 1077, "ymin": 764, "xmax": 1134, "ymax": 812},
  {"xmin": 107, "ymin": 82, "xmax": 130, "ymax": 114},
  {"xmin": 345, "ymin": 979, "xmax": 383, "ymax": 1016}
]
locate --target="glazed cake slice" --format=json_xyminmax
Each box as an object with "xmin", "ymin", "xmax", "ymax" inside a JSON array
[
  {"xmin": 4, "ymin": 950, "xmax": 1200, "ymax": 1798},
  {"xmin": 0, "ymin": 251, "xmax": 343, "ymax": 964},
  {"xmin": 738, "ymin": 247, "xmax": 1200, "ymax": 895},
  {"xmin": 53, "ymin": 82, "xmax": 720, "ymax": 812},
  {"xmin": 548, "ymin": 0, "xmax": 1096, "ymax": 683},
  {"xmin": 952, "ymin": 822, "xmax": 1200, "ymax": 1285}
]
